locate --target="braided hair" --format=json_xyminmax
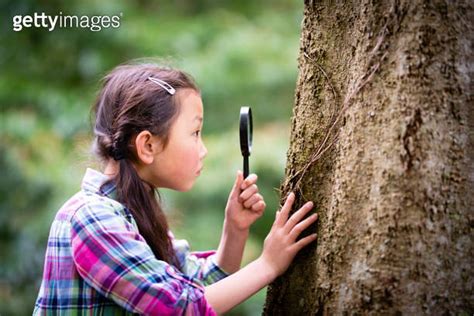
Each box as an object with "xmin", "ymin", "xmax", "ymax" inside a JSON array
[{"xmin": 92, "ymin": 62, "xmax": 199, "ymax": 267}]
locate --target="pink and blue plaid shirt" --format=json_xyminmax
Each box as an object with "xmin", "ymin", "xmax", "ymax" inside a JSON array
[{"xmin": 34, "ymin": 168, "xmax": 229, "ymax": 315}]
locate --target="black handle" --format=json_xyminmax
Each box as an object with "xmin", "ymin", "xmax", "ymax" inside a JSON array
[{"xmin": 243, "ymin": 156, "xmax": 249, "ymax": 179}]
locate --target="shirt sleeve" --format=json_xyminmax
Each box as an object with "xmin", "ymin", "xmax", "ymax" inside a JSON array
[
  {"xmin": 70, "ymin": 200, "xmax": 216, "ymax": 316},
  {"xmin": 170, "ymin": 232, "xmax": 230, "ymax": 286}
]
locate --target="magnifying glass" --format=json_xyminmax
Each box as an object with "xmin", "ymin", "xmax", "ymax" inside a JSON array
[{"xmin": 239, "ymin": 106, "xmax": 253, "ymax": 179}]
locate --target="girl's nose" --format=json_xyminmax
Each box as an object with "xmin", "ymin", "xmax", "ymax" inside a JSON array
[{"xmin": 200, "ymin": 143, "xmax": 208, "ymax": 159}]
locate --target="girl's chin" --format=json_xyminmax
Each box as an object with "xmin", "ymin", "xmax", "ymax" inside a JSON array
[
  {"xmin": 174, "ymin": 181, "xmax": 195, "ymax": 192},
  {"xmin": 156, "ymin": 178, "xmax": 196, "ymax": 192}
]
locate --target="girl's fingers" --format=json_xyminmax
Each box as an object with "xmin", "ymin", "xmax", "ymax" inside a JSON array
[
  {"xmin": 251, "ymin": 200, "xmax": 266, "ymax": 213},
  {"xmin": 243, "ymin": 193, "xmax": 262, "ymax": 208},
  {"xmin": 274, "ymin": 210, "xmax": 281, "ymax": 225},
  {"xmin": 240, "ymin": 184, "xmax": 258, "ymax": 201},
  {"xmin": 292, "ymin": 233, "xmax": 318, "ymax": 252},
  {"xmin": 289, "ymin": 213, "xmax": 318, "ymax": 240},
  {"xmin": 229, "ymin": 170, "xmax": 244, "ymax": 200},
  {"xmin": 241, "ymin": 174, "xmax": 258, "ymax": 190},
  {"xmin": 284, "ymin": 201, "xmax": 314, "ymax": 234},
  {"xmin": 276, "ymin": 192, "xmax": 295, "ymax": 226}
]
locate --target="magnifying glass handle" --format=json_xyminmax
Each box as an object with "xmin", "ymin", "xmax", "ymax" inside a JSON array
[{"xmin": 243, "ymin": 156, "xmax": 249, "ymax": 179}]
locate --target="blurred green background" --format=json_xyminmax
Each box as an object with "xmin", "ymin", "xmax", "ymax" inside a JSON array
[{"xmin": 0, "ymin": 0, "xmax": 302, "ymax": 314}]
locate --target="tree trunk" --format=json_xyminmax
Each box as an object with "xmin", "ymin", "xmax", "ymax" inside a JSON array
[{"xmin": 263, "ymin": 0, "xmax": 473, "ymax": 314}]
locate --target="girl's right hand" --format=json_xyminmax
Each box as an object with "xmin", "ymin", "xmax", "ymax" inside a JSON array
[
  {"xmin": 204, "ymin": 193, "xmax": 317, "ymax": 314},
  {"xmin": 258, "ymin": 192, "xmax": 318, "ymax": 277}
]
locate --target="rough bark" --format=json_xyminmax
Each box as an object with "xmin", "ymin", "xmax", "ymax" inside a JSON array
[{"xmin": 264, "ymin": 0, "xmax": 473, "ymax": 314}]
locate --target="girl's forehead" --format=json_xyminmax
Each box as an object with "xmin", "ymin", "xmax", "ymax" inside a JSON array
[{"xmin": 177, "ymin": 89, "xmax": 203, "ymax": 119}]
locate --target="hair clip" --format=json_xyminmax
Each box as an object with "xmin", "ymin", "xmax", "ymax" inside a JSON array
[{"xmin": 148, "ymin": 77, "xmax": 176, "ymax": 95}]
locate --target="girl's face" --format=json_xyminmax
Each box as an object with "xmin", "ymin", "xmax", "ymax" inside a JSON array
[{"xmin": 150, "ymin": 88, "xmax": 208, "ymax": 191}]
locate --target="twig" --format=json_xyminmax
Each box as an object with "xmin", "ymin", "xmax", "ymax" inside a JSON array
[{"xmin": 280, "ymin": 6, "xmax": 397, "ymax": 204}]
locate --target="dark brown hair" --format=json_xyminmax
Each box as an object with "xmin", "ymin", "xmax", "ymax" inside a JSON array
[{"xmin": 92, "ymin": 62, "xmax": 199, "ymax": 267}]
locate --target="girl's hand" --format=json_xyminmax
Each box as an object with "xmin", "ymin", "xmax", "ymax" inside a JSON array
[
  {"xmin": 259, "ymin": 192, "xmax": 318, "ymax": 277},
  {"xmin": 225, "ymin": 170, "xmax": 266, "ymax": 232}
]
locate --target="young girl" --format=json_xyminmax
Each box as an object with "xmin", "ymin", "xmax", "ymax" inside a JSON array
[{"xmin": 34, "ymin": 63, "xmax": 318, "ymax": 315}]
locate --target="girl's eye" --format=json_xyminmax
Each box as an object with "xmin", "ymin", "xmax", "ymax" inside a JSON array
[{"xmin": 194, "ymin": 130, "xmax": 201, "ymax": 137}]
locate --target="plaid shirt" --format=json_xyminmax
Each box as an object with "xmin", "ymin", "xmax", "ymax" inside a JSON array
[{"xmin": 34, "ymin": 168, "xmax": 229, "ymax": 315}]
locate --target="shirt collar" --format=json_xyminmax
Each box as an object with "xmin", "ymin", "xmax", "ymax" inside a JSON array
[{"xmin": 81, "ymin": 168, "xmax": 117, "ymax": 199}]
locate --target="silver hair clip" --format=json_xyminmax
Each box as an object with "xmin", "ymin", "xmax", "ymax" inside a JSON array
[{"xmin": 148, "ymin": 77, "xmax": 176, "ymax": 95}]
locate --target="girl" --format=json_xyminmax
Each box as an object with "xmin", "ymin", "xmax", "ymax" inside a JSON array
[{"xmin": 34, "ymin": 63, "xmax": 318, "ymax": 315}]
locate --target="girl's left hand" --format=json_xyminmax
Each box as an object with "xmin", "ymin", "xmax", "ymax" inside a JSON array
[{"xmin": 225, "ymin": 170, "xmax": 266, "ymax": 232}]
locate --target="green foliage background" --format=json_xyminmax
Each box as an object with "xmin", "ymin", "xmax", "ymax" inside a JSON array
[{"xmin": 0, "ymin": 1, "xmax": 302, "ymax": 314}]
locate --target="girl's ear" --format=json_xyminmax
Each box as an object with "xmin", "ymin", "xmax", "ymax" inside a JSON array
[{"xmin": 134, "ymin": 130, "xmax": 163, "ymax": 165}]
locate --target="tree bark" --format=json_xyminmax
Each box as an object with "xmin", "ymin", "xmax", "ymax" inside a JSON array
[{"xmin": 264, "ymin": 0, "xmax": 473, "ymax": 314}]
